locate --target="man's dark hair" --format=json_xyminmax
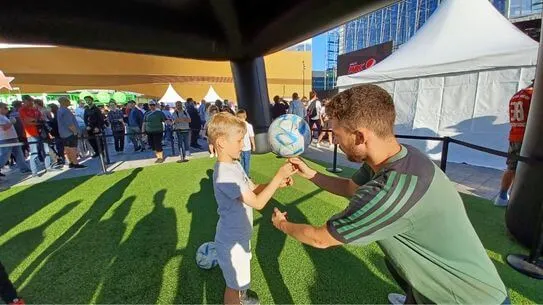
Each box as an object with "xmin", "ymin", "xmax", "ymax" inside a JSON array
[
  {"xmin": 273, "ymin": 95, "xmax": 280, "ymax": 103},
  {"xmin": 127, "ymin": 100, "xmax": 136, "ymax": 104},
  {"xmin": 309, "ymin": 91, "xmax": 317, "ymax": 99},
  {"xmin": 12, "ymin": 100, "xmax": 22, "ymax": 109},
  {"xmin": 236, "ymin": 108, "xmax": 247, "ymax": 115},
  {"xmin": 22, "ymin": 95, "xmax": 32, "ymax": 102},
  {"xmin": 292, "ymin": 92, "xmax": 299, "ymax": 100},
  {"xmin": 327, "ymin": 84, "xmax": 395, "ymax": 138}
]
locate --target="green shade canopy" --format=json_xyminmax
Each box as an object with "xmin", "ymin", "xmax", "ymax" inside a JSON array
[
  {"xmin": 96, "ymin": 91, "xmax": 111, "ymax": 104},
  {"xmin": 113, "ymin": 92, "xmax": 127, "ymax": 104}
]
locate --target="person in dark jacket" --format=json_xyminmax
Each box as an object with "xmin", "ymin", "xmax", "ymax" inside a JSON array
[
  {"xmin": 48, "ymin": 104, "xmax": 65, "ymax": 165},
  {"xmin": 271, "ymin": 95, "xmax": 289, "ymax": 119},
  {"xmin": 186, "ymin": 98, "xmax": 202, "ymax": 149},
  {"xmin": 127, "ymin": 100, "xmax": 145, "ymax": 152},
  {"xmin": 83, "ymin": 96, "xmax": 106, "ymax": 158}
]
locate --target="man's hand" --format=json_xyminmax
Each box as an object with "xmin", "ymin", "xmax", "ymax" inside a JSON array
[
  {"xmin": 288, "ymin": 157, "xmax": 317, "ymax": 179},
  {"xmin": 279, "ymin": 176, "xmax": 294, "ymax": 188},
  {"xmin": 275, "ymin": 162, "xmax": 298, "ymax": 180},
  {"xmin": 272, "ymin": 207, "xmax": 288, "ymax": 231}
]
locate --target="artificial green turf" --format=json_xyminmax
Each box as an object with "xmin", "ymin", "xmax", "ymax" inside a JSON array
[{"xmin": 0, "ymin": 154, "xmax": 540, "ymax": 304}]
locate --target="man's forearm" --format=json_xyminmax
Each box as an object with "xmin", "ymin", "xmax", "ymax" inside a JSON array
[
  {"xmin": 310, "ymin": 172, "xmax": 354, "ymax": 197},
  {"xmin": 278, "ymin": 221, "xmax": 328, "ymax": 249}
]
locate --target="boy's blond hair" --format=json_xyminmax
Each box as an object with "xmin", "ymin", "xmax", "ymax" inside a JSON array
[{"xmin": 207, "ymin": 112, "xmax": 247, "ymax": 145}]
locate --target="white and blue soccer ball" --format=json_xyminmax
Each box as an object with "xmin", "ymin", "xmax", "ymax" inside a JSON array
[
  {"xmin": 196, "ymin": 242, "xmax": 218, "ymax": 269},
  {"xmin": 268, "ymin": 114, "xmax": 311, "ymax": 157}
]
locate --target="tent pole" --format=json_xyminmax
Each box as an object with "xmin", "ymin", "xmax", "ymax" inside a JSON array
[{"xmin": 231, "ymin": 57, "xmax": 272, "ymax": 154}]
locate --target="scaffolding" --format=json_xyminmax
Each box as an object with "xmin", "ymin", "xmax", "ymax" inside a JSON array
[{"xmin": 325, "ymin": 29, "xmax": 340, "ymax": 90}]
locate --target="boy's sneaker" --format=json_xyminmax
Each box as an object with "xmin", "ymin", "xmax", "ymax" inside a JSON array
[
  {"xmin": 176, "ymin": 158, "xmax": 189, "ymax": 163},
  {"xmin": 240, "ymin": 290, "xmax": 259, "ymax": 305},
  {"xmin": 9, "ymin": 298, "xmax": 25, "ymax": 305},
  {"xmin": 388, "ymin": 293, "xmax": 406, "ymax": 305},
  {"xmin": 494, "ymin": 192, "xmax": 509, "ymax": 207}
]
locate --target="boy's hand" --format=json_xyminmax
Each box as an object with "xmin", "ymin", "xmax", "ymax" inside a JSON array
[
  {"xmin": 276, "ymin": 162, "xmax": 298, "ymax": 180},
  {"xmin": 288, "ymin": 158, "xmax": 316, "ymax": 179},
  {"xmin": 279, "ymin": 176, "xmax": 294, "ymax": 188},
  {"xmin": 272, "ymin": 207, "xmax": 288, "ymax": 230}
]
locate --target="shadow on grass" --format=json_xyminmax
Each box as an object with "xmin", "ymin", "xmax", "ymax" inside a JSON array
[
  {"xmin": 175, "ymin": 169, "xmax": 223, "ymax": 304},
  {"xmin": 0, "ymin": 201, "xmax": 80, "ymax": 273},
  {"xmin": 256, "ymin": 194, "xmax": 396, "ymax": 304},
  {"xmin": 95, "ymin": 189, "xmax": 178, "ymax": 304},
  {"xmin": 18, "ymin": 168, "xmax": 142, "ymax": 303},
  {"xmin": 462, "ymin": 194, "xmax": 543, "ymax": 304},
  {"xmin": 0, "ymin": 175, "xmax": 92, "ymax": 237},
  {"xmin": 20, "ymin": 195, "xmax": 135, "ymax": 303}
]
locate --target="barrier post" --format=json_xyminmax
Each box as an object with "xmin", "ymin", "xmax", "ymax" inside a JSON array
[
  {"xmin": 326, "ymin": 144, "xmax": 343, "ymax": 174},
  {"xmin": 171, "ymin": 131, "xmax": 176, "ymax": 156},
  {"xmin": 506, "ymin": 199, "xmax": 543, "ymax": 279},
  {"xmin": 102, "ymin": 133, "xmax": 111, "ymax": 164},
  {"xmin": 95, "ymin": 133, "xmax": 109, "ymax": 175},
  {"xmin": 440, "ymin": 136, "xmax": 450, "ymax": 173}
]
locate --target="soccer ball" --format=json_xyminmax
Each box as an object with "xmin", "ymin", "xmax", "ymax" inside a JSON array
[
  {"xmin": 196, "ymin": 242, "xmax": 218, "ymax": 269},
  {"xmin": 268, "ymin": 114, "xmax": 311, "ymax": 157}
]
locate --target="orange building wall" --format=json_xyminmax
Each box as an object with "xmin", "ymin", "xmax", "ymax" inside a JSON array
[{"xmin": 0, "ymin": 46, "xmax": 312, "ymax": 102}]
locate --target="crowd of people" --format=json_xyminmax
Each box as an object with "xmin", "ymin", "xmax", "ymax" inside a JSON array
[
  {"xmin": 270, "ymin": 91, "xmax": 334, "ymax": 148},
  {"xmin": 1, "ymin": 90, "xmax": 330, "ymax": 187},
  {"xmin": 0, "ymin": 94, "xmax": 248, "ymax": 185}
]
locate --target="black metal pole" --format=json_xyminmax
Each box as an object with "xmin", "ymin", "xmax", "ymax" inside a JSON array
[
  {"xmin": 506, "ymin": 199, "xmax": 543, "ymax": 279},
  {"xmin": 102, "ymin": 133, "xmax": 111, "ymax": 164},
  {"xmin": 326, "ymin": 144, "xmax": 343, "ymax": 174},
  {"xmin": 95, "ymin": 133, "xmax": 108, "ymax": 175},
  {"xmin": 440, "ymin": 136, "xmax": 450, "ymax": 173},
  {"xmin": 171, "ymin": 130, "xmax": 176, "ymax": 156}
]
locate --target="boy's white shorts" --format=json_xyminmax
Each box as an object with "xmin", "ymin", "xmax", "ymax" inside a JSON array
[{"xmin": 215, "ymin": 239, "xmax": 251, "ymax": 291}]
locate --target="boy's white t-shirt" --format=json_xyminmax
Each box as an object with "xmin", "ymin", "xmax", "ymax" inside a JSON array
[
  {"xmin": 213, "ymin": 161, "xmax": 255, "ymax": 243},
  {"xmin": 242, "ymin": 122, "xmax": 254, "ymax": 152}
]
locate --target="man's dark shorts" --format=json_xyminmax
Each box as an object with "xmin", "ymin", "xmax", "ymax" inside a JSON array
[
  {"xmin": 506, "ymin": 142, "xmax": 522, "ymax": 171},
  {"xmin": 62, "ymin": 135, "xmax": 78, "ymax": 148}
]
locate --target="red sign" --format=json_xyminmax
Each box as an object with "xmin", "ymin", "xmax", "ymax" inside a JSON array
[{"xmin": 337, "ymin": 41, "xmax": 392, "ymax": 77}]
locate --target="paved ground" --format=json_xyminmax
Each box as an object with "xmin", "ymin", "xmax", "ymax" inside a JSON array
[
  {"xmin": 302, "ymin": 143, "xmax": 503, "ymax": 200},
  {"xmin": 1, "ymin": 139, "xmax": 504, "ymax": 200}
]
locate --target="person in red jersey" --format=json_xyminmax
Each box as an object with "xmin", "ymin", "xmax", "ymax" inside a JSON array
[{"xmin": 495, "ymin": 80, "xmax": 534, "ymax": 206}]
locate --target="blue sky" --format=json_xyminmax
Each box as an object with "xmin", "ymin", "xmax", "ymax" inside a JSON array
[{"xmin": 312, "ymin": 33, "xmax": 327, "ymax": 71}]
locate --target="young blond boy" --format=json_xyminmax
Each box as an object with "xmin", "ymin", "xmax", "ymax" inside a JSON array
[{"xmin": 207, "ymin": 112, "xmax": 296, "ymax": 305}]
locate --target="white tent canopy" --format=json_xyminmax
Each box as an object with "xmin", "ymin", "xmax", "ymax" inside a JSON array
[
  {"xmin": 203, "ymin": 85, "xmax": 222, "ymax": 102},
  {"xmin": 158, "ymin": 83, "xmax": 185, "ymax": 106},
  {"xmin": 336, "ymin": 0, "xmax": 537, "ymax": 169}
]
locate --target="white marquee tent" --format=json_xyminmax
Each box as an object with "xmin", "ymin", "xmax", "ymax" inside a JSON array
[
  {"xmin": 203, "ymin": 85, "xmax": 222, "ymax": 102},
  {"xmin": 158, "ymin": 84, "xmax": 185, "ymax": 106},
  {"xmin": 337, "ymin": 0, "xmax": 538, "ymax": 169}
]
